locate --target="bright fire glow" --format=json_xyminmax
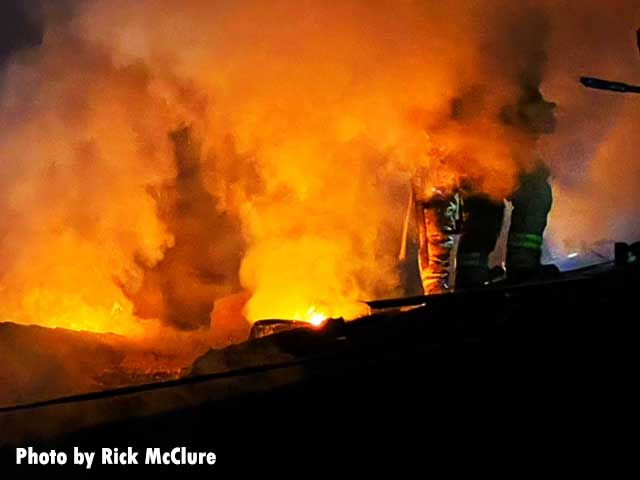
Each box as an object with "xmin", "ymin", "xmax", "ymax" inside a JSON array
[
  {"xmin": 304, "ymin": 306, "xmax": 327, "ymax": 326},
  {"xmin": 17, "ymin": 289, "xmax": 147, "ymax": 337},
  {"xmin": 0, "ymin": 0, "xmax": 546, "ymax": 339}
]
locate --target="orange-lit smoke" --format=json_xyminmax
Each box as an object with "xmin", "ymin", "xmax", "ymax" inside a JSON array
[
  {"xmin": 1, "ymin": 0, "xmax": 637, "ymax": 338},
  {"xmin": 541, "ymin": 1, "xmax": 640, "ymax": 259},
  {"xmin": 72, "ymin": 0, "xmax": 528, "ymax": 325}
]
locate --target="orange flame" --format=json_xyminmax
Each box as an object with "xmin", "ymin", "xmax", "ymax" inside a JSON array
[{"xmin": 0, "ymin": 0, "xmax": 557, "ymax": 339}]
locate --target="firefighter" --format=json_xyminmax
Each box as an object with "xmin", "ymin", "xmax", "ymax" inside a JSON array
[
  {"xmin": 414, "ymin": 86, "xmax": 556, "ymax": 293},
  {"xmin": 412, "ymin": 181, "xmax": 460, "ymax": 294}
]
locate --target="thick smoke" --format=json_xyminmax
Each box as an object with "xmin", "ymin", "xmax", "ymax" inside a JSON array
[
  {"xmin": 0, "ymin": 0, "xmax": 638, "ymax": 338},
  {"xmin": 541, "ymin": 1, "xmax": 640, "ymax": 261}
]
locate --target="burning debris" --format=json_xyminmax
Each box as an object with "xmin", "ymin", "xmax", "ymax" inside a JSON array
[{"xmin": 0, "ymin": 321, "xmax": 209, "ymax": 407}]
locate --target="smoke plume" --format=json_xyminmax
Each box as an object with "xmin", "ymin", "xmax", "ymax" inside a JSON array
[{"xmin": 0, "ymin": 0, "xmax": 638, "ymax": 339}]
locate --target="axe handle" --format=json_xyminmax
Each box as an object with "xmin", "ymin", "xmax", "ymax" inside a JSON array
[{"xmin": 398, "ymin": 186, "xmax": 414, "ymax": 261}]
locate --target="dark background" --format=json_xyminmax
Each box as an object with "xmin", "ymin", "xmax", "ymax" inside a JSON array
[{"xmin": 0, "ymin": 1, "xmax": 43, "ymax": 67}]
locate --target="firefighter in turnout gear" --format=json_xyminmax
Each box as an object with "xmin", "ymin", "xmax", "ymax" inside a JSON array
[
  {"xmin": 413, "ymin": 86, "xmax": 556, "ymax": 293},
  {"xmin": 412, "ymin": 183, "xmax": 460, "ymax": 294}
]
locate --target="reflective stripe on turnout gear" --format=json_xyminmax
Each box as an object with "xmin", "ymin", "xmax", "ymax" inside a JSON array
[
  {"xmin": 508, "ymin": 232, "xmax": 543, "ymax": 251},
  {"xmin": 458, "ymin": 252, "xmax": 488, "ymax": 267}
]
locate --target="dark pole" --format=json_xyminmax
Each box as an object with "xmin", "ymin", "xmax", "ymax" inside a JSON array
[
  {"xmin": 580, "ymin": 27, "xmax": 640, "ymax": 94},
  {"xmin": 580, "ymin": 76, "xmax": 640, "ymax": 94}
]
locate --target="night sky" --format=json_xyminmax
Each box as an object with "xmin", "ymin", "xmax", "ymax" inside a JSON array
[{"xmin": 0, "ymin": 1, "xmax": 51, "ymax": 67}]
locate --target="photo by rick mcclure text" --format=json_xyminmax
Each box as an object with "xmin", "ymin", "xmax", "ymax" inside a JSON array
[{"xmin": 16, "ymin": 447, "xmax": 217, "ymax": 468}]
